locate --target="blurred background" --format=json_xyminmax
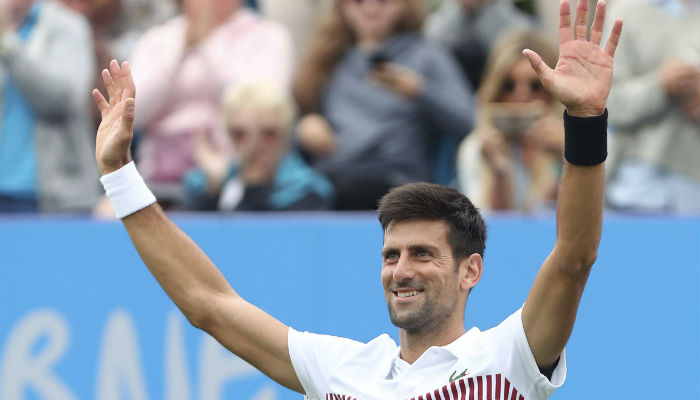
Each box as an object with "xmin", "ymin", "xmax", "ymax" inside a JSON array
[{"xmin": 0, "ymin": 0, "xmax": 698, "ymax": 398}]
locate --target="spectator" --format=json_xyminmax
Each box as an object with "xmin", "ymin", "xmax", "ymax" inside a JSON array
[
  {"xmin": 456, "ymin": 30, "xmax": 564, "ymax": 212},
  {"xmin": 62, "ymin": 0, "xmax": 177, "ymax": 127},
  {"xmin": 182, "ymin": 80, "xmax": 334, "ymax": 211},
  {"xmin": 258, "ymin": 0, "xmax": 334, "ymax": 69},
  {"xmin": 424, "ymin": 0, "xmax": 532, "ymax": 89},
  {"xmin": 0, "ymin": 0, "xmax": 100, "ymax": 213},
  {"xmin": 294, "ymin": 0, "xmax": 475, "ymax": 210},
  {"xmin": 604, "ymin": 0, "xmax": 700, "ymax": 213},
  {"xmin": 129, "ymin": 0, "xmax": 293, "ymax": 203}
]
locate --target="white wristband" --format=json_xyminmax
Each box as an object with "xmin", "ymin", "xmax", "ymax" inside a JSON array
[{"xmin": 100, "ymin": 161, "xmax": 156, "ymax": 219}]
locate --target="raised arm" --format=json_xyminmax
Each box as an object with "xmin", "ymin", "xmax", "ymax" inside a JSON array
[
  {"xmin": 91, "ymin": 60, "xmax": 304, "ymax": 394},
  {"xmin": 520, "ymin": 0, "xmax": 622, "ymax": 369}
]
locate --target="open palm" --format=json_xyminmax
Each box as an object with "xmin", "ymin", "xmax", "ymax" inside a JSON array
[
  {"xmin": 92, "ymin": 60, "xmax": 136, "ymax": 175},
  {"xmin": 524, "ymin": 0, "xmax": 623, "ymax": 117}
]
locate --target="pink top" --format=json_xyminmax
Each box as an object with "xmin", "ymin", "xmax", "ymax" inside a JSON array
[{"xmin": 130, "ymin": 9, "xmax": 293, "ymax": 183}]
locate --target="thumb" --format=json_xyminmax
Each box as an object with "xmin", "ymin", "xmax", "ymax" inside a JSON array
[{"xmin": 522, "ymin": 49, "xmax": 554, "ymax": 87}]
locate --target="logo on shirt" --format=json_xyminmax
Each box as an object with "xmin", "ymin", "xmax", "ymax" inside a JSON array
[{"xmin": 449, "ymin": 368, "xmax": 469, "ymax": 383}]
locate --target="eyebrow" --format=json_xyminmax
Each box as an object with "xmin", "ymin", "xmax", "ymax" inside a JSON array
[{"xmin": 382, "ymin": 244, "xmax": 440, "ymax": 257}]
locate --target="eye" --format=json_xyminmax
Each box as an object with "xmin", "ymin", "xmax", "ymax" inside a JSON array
[
  {"xmin": 415, "ymin": 249, "xmax": 431, "ymax": 258},
  {"xmin": 383, "ymin": 251, "xmax": 399, "ymax": 263}
]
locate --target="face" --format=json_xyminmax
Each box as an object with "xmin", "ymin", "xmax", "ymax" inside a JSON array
[
  {"xmin": 381, "ymin": 220, "xmax": 465, "ymax": 334},
  {"xmin": 184, "ymin": 0, "xmax": 241, "ymax": 21},
  {"xmin": 498, "ymin": 56, "xmax": 551, "ymax": 104},
  {"xmin": 341, "ymin": 0, "xmax": 405, "ymax": 44},
  {"xmin": 229, "ymin": 106, "xmax": 288, "ymax": 182},
  {"xmin": 6, "ymin": 0, "xmax": 33, "ymax": 23}
]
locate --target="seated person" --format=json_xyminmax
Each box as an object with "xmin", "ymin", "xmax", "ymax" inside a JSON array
[
  {"xmin": 129, "ymin": 0, "xmax": 292, "ymax": 202},
  {"xmin": 457, "ymin": 30, "xmax": 564, "ymax": 212},
  {"xmin": 294, "ymin": 0, "xmax": 475, "ymax": 210},
  {"xmin": 604, "ymin": 0, "xmax": 699, "ymax": 213},
  {"xmin": 182, "ymin": 80, "xmax": 334, "ymax": 212},
  {"xmin": 0, "ymin": 0, "xmax": 100, "ymax": 213},
  {"xmin": 424, "ymin": 0, "xmax": 532, "ymax": 89}
]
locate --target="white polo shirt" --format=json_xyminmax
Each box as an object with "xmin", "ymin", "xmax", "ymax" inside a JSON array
[{"xmin": 288, "ymin": 308, "xmax": 566, "ymax": 400}]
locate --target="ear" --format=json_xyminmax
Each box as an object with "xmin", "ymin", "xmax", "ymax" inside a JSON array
[{"xmin": 458, "ymin": 253, "xmax": 483, "ymax": 292}]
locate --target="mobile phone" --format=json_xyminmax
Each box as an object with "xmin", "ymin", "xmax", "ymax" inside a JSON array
[{"xmin": 370, "ymin": 52, "xmax": 390, "ymax": 69}]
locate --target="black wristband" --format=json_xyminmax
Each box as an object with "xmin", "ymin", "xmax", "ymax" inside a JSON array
[{"xmin": 563, "ymin": 109, "xmax": 608, "ymax": 166}]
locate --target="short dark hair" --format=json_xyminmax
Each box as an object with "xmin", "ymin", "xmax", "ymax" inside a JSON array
[{"xmin": 377, "ymin": 183, "xmax": 486, "ymax": 262}]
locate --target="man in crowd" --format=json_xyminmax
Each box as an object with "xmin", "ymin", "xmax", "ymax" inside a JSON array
[
  {"xmin": 0, "ymin": 0, "xmax": 100, "ymax": 212},
  {"xmin": 91, "ymin": 0, "xmax": 622, "ymax": 398}
]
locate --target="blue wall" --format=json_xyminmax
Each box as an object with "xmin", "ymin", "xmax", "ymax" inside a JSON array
[{"xmin": 0, "ymin": 213, "xmax": 698, "ymax": 399}]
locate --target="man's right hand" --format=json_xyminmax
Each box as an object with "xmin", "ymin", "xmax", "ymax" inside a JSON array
[{"xmin": 92, "ymin": 60, "xmax": 136, "ymax": 176}]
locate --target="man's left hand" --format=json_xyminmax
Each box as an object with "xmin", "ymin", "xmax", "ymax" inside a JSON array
[{"xmin": 523, "ymin": 0, "xmax": 623, "ymax": 117}]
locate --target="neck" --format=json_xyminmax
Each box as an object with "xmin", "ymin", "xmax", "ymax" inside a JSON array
[{"xmin": 398, "ymin": 320, "xmax": 466, "ymax": 364}]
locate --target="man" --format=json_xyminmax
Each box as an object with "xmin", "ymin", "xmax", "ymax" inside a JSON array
[
  {"xmin": 0, "ymin": 0, "xmax": 100, "ymax": 212},
  {"xmin": 91, "ymin": 0, "xmax": 622, "ymax": 398},
  {"xmin": 604, "ymin": 0, "xmax": 699, "ymax": 213}
]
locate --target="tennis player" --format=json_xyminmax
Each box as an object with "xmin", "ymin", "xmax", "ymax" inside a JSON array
[{"xmin": 92, "ymin": 1, "xmax": 622, "ymax": 398}]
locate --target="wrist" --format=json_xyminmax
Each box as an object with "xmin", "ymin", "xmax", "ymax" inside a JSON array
[
  {"xmin": 563, "ymin": 109, "xmax": 608, "ymax": 166},
  {"xmin": 564, "ymin": 105, "xmax": 606, "ymax": 118},
  {"xmin": 100, "ymin": 162, "xmax": 156, "ymax": 218}
]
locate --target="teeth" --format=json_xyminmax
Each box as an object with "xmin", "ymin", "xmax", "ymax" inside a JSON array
[{"xmin": 397, "ymin": 290, "xmax": 420, "ymax": 298}]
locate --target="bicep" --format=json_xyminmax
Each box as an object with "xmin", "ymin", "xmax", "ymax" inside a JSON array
[
  {"xmin": 202, "ymin": 295, "xmax": 304, "ymax": 393},
  {"xmin": 522, "ymin": 249, "xmax": 591, "ymax": 369}
]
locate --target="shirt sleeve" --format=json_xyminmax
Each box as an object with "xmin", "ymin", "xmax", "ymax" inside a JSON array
[
  {"xmin": 288, "ymin": 327, "xmax": 365, "ymax": 399},
  {"xmin": 482, "ymin": 308, "xmax": 567, "ymax": 399}
]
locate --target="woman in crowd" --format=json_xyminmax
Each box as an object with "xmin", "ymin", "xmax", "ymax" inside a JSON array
[
  {"xmin": 457, "ymin": 30, "xmax": 564, "ymax": 212},
  {"xmin": 294, "ymin": 0, "xmax": 475, "ymax": 210},
  {"xmin": 181, "ymin": 80, "xmax": 334, "ymax": 212},
  {"xmin": 129, "ymin": 0, "xmax": 292, "ymax": 203}
]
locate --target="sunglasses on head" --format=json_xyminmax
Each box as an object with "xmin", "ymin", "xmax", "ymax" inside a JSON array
[{"xmin": 501, "ymin": 79, "xmax": 543, "ymax": 94}]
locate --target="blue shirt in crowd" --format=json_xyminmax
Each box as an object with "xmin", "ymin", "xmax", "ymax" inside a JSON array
[{"xmin": 0, "ymin": 3, "xmax": 42, "ymax": 198}]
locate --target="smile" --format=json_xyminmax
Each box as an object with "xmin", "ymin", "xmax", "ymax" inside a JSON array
[{"xmin": 393, "ymin": 289, "xmax": 424, "ymax": 298}]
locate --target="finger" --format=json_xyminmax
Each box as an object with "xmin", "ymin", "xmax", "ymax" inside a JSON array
[
  {"xmin": 109, "ymin": 59, "xmax": 124, "ymax": 99},
  {"xmin": 121, "ymin": 61, "xmax": 136, "ymax": 97},
  {"xmin": 574, "ymin": 0, "xmax": 589, "ymax": 41},
  {"xmin": 121, "ymin": 98, "xmax": 136, "ymax": 132},
  {"xmin": 101, "ymin": 69, "xmax": 116, "ymax": 104},
  {"xmin": 604, "ymin": 18, "xmax": 623, "ymax": 58},
  {"xmin": 589, "ymin": 0, "xmax": 605, "ymax": 46},
  {"xmin": 558, "ymin": 0, "xmax": 572, "ymax": 45},
  {"xmin": 523, "ymin": 49, "xmax": 555, "ymax": 88},
  {"xmin": 92, "ymin": 88, "xmax": 109, "ymax": 115}
]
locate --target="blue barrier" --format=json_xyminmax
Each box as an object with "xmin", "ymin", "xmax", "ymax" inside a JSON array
[{"xmin": 0, "ymin": 213, "xmax": 698, "ymax": 399}]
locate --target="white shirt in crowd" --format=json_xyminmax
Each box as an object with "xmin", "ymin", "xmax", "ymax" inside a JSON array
[{"xmin": 288, "ymin": 308, "xmax": 566, "ymax": 400}]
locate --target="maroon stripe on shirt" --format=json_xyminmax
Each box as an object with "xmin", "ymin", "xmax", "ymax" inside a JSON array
[
  {"xmin": 486, "ymin": 375, "xmax": 492, "ymax": 400},
  {"xmin": 450, "ymin": 380, "xmax": 459, "ymax": 399},
  {"xmin": 459, "ymin": 378, "xmax": 467, "ymax": 399},
  {"xmin": 434, "ymin": 388, "xmax": 442, "ymax": 400},
  {"xmin": 511, "ymin": 387, "xmax": 518, "ymax": 400},
  {"xmin": 495, "ymin": 374, "xmax": 501, "ymax": 399},
  {"xmin": 466, "ymin": 378, "xmax": 474, "ymax": 400},
  {"xmin": 504, "ymin": 378, "xmax": 511, "ymax": 400},
  {"xmin": 476, "ymin": 376, "xmax": 482, "ymax": 400},
  {"xmin": 442, "ymin": 383, "xmax": 451, "ymax": 400}
]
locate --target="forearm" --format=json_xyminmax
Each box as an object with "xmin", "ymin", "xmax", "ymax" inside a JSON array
[
  {"xmin": 553, "ymin": 161, "xmax": 604, "ymax": 269},
  {"xmin": 553, "ymin": 112, "xmax": 606, "ymax": 270},
  {"xmin": 122, "ymin": 204, "xmax": 237, "ymax": 325}
]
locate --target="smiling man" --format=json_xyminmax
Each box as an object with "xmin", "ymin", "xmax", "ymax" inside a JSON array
[{"xmin": 91, "ymin": 0, "xmax": 622, "ymax": 398}]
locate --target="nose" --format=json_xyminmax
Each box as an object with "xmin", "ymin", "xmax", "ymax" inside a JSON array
[{"xmin": 392, "ymin": 255, "xmax": 415, "ymax": 282}]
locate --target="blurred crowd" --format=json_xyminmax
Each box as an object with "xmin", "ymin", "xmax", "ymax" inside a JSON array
[{"xmin": 0, "ymin": 0, "xmax": 697, "ymax": 216}]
